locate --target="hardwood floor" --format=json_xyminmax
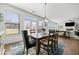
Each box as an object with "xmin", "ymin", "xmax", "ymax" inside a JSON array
[
  {"xmin": 58, "ymin": 37, "xmax": 79, "ymax": 55},
  {"xmin": 4, "ymin": 36, "xmax": 79, "ymax": 55}
]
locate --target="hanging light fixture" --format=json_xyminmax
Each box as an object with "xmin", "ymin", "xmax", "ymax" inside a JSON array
[{"xmin": 44, "ymin": 3, "xmax": 48, "ymax": 22}]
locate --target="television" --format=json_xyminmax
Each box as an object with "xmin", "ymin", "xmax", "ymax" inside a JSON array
[{"xmin": 65, "ymin": 22, "xmax": 75, "ymax": 27}]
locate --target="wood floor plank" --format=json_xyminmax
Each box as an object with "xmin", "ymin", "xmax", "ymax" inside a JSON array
[{"xmin": 58, "ymin": 37, "xmax": 79, "ymax": 55}]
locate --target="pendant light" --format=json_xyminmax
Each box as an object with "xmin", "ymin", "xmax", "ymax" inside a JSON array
[{"xmin": 44, "ymin": 3, "xmax": 48, "ymax": 22}]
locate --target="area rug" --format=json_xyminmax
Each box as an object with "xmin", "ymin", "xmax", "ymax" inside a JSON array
[
  {"xmin": 52, "ymin": 43, "xmax": 65, "ymax": 55},
  {"xmin": 15, "ymin": 43, "xmax": 64, "ymax": 55}
]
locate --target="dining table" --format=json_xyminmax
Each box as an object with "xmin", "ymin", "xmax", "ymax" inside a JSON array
[
  {"xmin": 29, "ymin": 33, "xmax": 49, "ymax": 55},
  {"xmin": 29, "ymin": 30, "xmax": 70, "ymax": 55}
]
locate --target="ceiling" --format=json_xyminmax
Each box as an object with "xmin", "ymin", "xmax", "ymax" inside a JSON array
[{"xmin": 10, "ymin": 3, "xmax": 79, "ymax": 23}]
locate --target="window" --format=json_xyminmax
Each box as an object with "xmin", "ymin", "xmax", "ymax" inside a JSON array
[
  {"xmin": 38, "ymin": 21, "xmax": 42, "ymax": 27},
  {"xmin": 38, "ymin": 21, "xmax": 43, "ymax": 29},
  {"xmin": 24, "ymin": 16, "xmax": 38, "ymax": 34},
  {"xmin": 31, "ymin": 21, "xmax": 37, "ymax": 29},
  {"xmin": 47, "ymin": 21, "xmax": 58, "ymax": 30},
  {"xmin": 24, "ymin": 20, "xmax": 31, "ymax": 29},
  {"xmin": 24, "ymin": 16, "xmax": 38, "ymax": 30},
  {"xmin": 5, "ymin": 10, "xmax": 20, "ymax": 35}
]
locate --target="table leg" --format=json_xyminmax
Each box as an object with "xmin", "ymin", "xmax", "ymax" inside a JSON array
[{"xmin": 36, "ymin": 39, "xmax": 40, "ymax": 55}]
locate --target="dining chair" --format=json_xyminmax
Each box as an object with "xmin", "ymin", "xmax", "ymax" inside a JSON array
[
  {"xmin": 22, "ymin": 30, "xmax": 36, "ymax": 55},
  {"xmin": 53, "ymin": 31, "xmax": 59, "ymax": 50},
  {"xmin": 49, "ymin": 30, "xmax": 58, "ymax": 51},
  {"xmin": 49, "ymin": 30, "xmax": 59, "ymax": 49},
  {"xmin": 39, "ymin": 30, "xmax": 55, "ymax": 55}
]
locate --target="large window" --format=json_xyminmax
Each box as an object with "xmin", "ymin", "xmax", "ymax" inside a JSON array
[
  {"xmin": 38, "ymin": 21, "xmax": 43, "ymax": 29},
  {"xmin": 31, "ymin": 21, "xmax": 37, "ymax": 29},
  {"xmin": 24, "ymin": 20, "xmax": 31, "ymax": 29},
  {"xmin": 24, "ymin": 16, "xmax": 38, "ymax": 34},
  {"xmin": 5, "ymin": 10, "xmax": 20, "ymax": 35},
  {"xmin": 24, "ymin": 16, "xmax": 38, "ymax": 30},
  {"xmin": 47, "ymin": 21, "xmax": 58, "ymax": 30}
]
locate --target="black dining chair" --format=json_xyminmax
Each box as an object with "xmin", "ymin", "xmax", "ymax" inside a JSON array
[{"xmin": 22, "ymin": 30, "xmax": 36, "ymax": 55}]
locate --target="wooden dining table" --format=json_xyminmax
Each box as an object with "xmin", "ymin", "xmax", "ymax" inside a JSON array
[
  {"xmin": 29, "ymin": 30, "xmax": 70, "ymax": 55},
  {"xmin": 29, "ymin": 33, "xmax": 49, "ymax": 55}
]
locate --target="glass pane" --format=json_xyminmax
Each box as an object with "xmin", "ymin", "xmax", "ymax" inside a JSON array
[
  {"xmin": 24, "ymin": 20, "xmax": 31, "ymax": 29},
  {"xmin": 38, "ymin": 21, "xmax": 42, "ymax": 26},
  {"xmin": 5, "ymin": 10, "xmax": 20, "ymax": 35},
  {"xmin": 5, "ymin": 10, "xmax": 19, "ymax": 23},
  {"xmin": 5, "ymin": 23, "xmax": 19, "ymax": 35},
  {"xmin": 32, "ymin": 21, "xmax": 37, "ymax": 29}
]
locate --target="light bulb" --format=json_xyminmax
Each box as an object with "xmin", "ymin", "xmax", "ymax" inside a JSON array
[{"xmin": 45, "ymin": 18, "xmax": 48, "ymax": 22}]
